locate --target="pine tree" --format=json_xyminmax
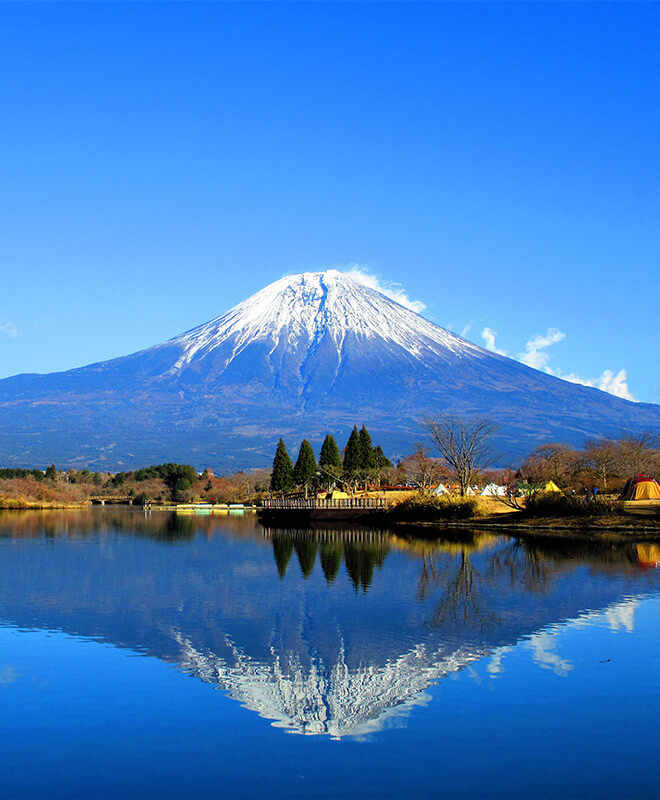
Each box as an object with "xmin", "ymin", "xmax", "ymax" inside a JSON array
[
  {"xmin": 343, "ymin": 426, "xmax": 362, "ymax": 477},
  {"xmin": 45, "ymin": 464, "xmax": 57, "ymax": 481},
  {"xmin": 270, "ymin": 439, "xmax": 294, "ymax": 492},
  {"xmin": 373, "ymin": 445, "xmax": 392, "ymax": 469},
  {"xmin": 358, "ymin": 425, "xmax": 376, "ymax": 471},
  {"xmin": 293, "ymin": 439, "xmax": 317, "ymax": 490},
  {"xmin": 318, "ymin": 434, "xmax": 342, "ymax": 490},
  {"xmin": 319, "ymin": 434, "xmax": 342, "ymax": 469}
]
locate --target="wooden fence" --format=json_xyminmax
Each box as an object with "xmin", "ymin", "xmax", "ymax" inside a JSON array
[{"xmin": 262, "ymin": 497, "xmax": 386, "ymax": 510}]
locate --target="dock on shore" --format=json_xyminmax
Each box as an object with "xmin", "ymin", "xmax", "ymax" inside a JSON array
[{"xmin": 258, "ymin": 497, "xmax": 387, "ymax": 523}]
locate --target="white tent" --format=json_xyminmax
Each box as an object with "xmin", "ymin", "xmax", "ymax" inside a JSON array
[
  {"xmin": 481, "ymin": 483, "xmax": 506, "ymax": 496},
  {"xmin": 466, "ymin": 486, "xmax": 476, "ymax": 496},
  {"xmin": 433, "ymin": 483, "xmax": 450, "ymax": 495}
]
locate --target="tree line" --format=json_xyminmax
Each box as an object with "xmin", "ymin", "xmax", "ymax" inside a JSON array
[
  {"xmin": 270, "ymin": 425, "xmax": 392, "ymax": 494},
  {"xmin": 516, "ymin": 433, "xmax": 660, "ymax": 491},
  {"xmin": 403, "ymin": 420, "xmax": 660, "ymax": 496}
]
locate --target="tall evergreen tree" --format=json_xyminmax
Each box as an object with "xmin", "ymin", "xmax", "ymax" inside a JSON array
[
  {"xmin": 358, "ymin": 425, "xmax": 376, "ymax": 470},
  {"xmin": 293, "ymin": 439, "xmax": 317, "ymax": 490},
  {"xmin": 319, "ymin": 434, "xmax": 342, "ymax": 490},
  {"xmin": 373, "ymin": 445, "xmax": 393, "ymax": 469},
  {"xmin": 343, "ymin": 426, "xmax": 362, "ymax": 477},
  {"xmin": 319, "ymin": 434, "xmax": 342, "ymax": 469},
  {"xmin": 270, "ymin": 438, "xmax": 294, "ymax": 492}
]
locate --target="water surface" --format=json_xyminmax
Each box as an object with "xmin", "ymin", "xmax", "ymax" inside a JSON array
[{"xmin": 1, "ymin": 508, "xmax": 659, "ymax": 799}]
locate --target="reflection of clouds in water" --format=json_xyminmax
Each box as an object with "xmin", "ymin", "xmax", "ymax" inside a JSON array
[
  {"xmin": 572, "ymin": 598, "xmax": 638, "ymax": 634},
  {"xmin": 605, "ymin": 599, "xmax": 637, "ymax": 633},
  {"xmin": 487, "ymin": 646, "xmax": 512, "ymax": 678},
  {"xmin": 0, "ymin": 665, "xmax": 20, "ymax": 685},
  {"xmin": 526, "ymin": 598, "xmax": 639, "ymax": 677},
  {"xmin": 528, "ymin": 632, "xmax": 574, "ymax": 677}
]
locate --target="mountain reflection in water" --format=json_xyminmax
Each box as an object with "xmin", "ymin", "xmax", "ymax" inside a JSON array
[{"xmin": 0, "ymin": 508, "xmax": 658, "ymax": 739}]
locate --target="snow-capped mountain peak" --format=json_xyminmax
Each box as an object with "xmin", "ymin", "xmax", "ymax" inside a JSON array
[{"xmin": 167, "ymin": 270, "xmax": 482, "ymax": 372}]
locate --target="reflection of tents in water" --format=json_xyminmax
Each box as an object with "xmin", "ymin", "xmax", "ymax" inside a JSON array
[
  {"xmin": 636, "ymin": 544, "xmax": 660, "ymax": 569},
  {"xmin": 621, "ymin": 475, "xmax": 660, "ymax": 501}
]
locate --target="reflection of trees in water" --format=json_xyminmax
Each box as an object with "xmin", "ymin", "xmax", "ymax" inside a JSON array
[
  {"xmin": 418, "ymin": 549, "xmax": 496, "ymax": 630},
  {"xmin": 267, "ymin": 529, "xmax": 390, "ymax": 590},
  {"xmin": 521, "ymin": 537, "xmax": 639, "ymax": 571},
  {"xmin": 272, "ymin": 535, "xmax": 294, "ymax": 578},
  {"xmin": 295, "ymin": 538, "xmax": 318, "ymax": 579},
  {"xmin": 486, "ymin": 540, "xmax": 551, "ymax": 594},
  {"xmin": 161, "ymin": 513, "xmax": 196, "ymax": 541},
  {"xmin": 485, "ymin": 536, "xmax": 641, "ymax": 594},
  {"xmin": 401, "ymin": 533, "xmax": 500, "ymax": 631},
  {"xmin": 343, "ymin": 540, "xmax": 388, "ymax": 593},
  {"xmin": 0, "ymin": 508, "xmax": 200, "ymax": 543},
  {"xmin": 400, "ymin": 531, "xmax": 648, "ymax": 630},
  {"xmin": 320, "ymin": 542, "xmax": 342, "ymax": 583}
]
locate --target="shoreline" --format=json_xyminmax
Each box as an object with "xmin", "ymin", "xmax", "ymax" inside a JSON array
[
  {"xmin": 387, "ymin": 517, "xmax": 660, "ymax": 542},
  {"xmin": 2, "ymin": 503, "xmax": 659, "ymax": 542}
]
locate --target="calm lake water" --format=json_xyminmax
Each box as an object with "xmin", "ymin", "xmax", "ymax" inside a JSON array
[{"xmin": 1, "ymin": 509, "xmax": 659, "ymax": 800}]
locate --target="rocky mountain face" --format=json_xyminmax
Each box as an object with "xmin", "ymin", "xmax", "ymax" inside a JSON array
[{"xmin": 0, "ymin": 269, "xmax": 658, "ymax": 470}]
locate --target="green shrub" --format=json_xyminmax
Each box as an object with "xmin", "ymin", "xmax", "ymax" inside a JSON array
[{"xmin": 390, "ymin": 494, "xmax": 479, "ymax": 521}]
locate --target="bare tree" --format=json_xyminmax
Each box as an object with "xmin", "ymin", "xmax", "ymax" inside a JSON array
[
  {"xmin": 522, "ymin": 443, "xmax": 577, "ymax": 485},
  {"xmin": 401, "ymin": 443, "xmax": 446, "ymax": 495},
  {"xmin": 582, "ymin": 439, "xmax": 619, "ymax": 490},
  {"xmin": 423, "ymin": 415, "xmax": 499, "ymax": 496},
  {"xmin": 613, "ymin": 433, "xmax": 659, "ymax": 477}
]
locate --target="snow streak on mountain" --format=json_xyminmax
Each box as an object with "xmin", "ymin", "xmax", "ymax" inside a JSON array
[{"xmin": 0, "ymin": 269, "xmax": 658, "ymax": 470}]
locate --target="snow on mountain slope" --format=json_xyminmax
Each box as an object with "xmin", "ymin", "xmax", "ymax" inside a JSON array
[{"xmin": 164, "ymin": 270, "xmax": 484, "ymax": 374}]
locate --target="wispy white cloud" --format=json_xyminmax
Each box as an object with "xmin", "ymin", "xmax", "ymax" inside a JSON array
[
  {"xmin": 0, "ymin": 322, "xmax": 18, "ymax": 339},
  {"xmin": 480, "ymin": 326, "xmax": 636, "ymax": 402},
  {"xmin": 517, "ymin": 328, "xmax": 566, "ymax": 370},
  {"xmin": 460, "ymin": 323, "xmax": 472, "ymax": 338},
  {"xmin": 480, "ymin": 327, "xmax": 507, "ymax": 356},
  {"xmin": 561, "ymin": 369, "xmax": 636, "ymax": 402},
  {"xmin": 342, "ymin": 266, "xmax": 426, "ymax": 313}
]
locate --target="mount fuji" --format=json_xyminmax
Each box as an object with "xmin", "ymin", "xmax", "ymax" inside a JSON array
[{"xmin": 1, "ymin": 269, "xmax": 658, "ymax": 470}]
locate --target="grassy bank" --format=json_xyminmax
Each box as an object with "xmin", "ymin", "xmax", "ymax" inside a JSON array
[
  {"xmin": 384, "ymin": 492, "xmax": 660, "ymax": 538},
  {"xmin": 388, "ymin": 495, "xmax": 480, "ymax": 521},
  {"xmin": 0, "ymin": 497, "xmax": 90, "ymax": 510}
]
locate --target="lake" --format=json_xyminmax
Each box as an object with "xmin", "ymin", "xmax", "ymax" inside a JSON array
[{"xmin": 1, "ymin": 508, "xmax": 659, "ymax": 799}]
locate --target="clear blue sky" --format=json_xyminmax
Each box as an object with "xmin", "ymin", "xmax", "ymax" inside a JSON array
[{"xmin": 1, "ymin": 3, "xmax": 658, "ymax": 402}]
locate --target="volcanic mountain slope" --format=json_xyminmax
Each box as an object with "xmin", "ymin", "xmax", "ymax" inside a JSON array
[{"xmin": 0, "ymin": 269, "xmax": 659, "ymax": 470}]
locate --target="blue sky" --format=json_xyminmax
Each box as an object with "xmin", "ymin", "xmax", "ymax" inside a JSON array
[{"xmin": 1, "ymin": 3, "xmax": 658, "ymax": 403}]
